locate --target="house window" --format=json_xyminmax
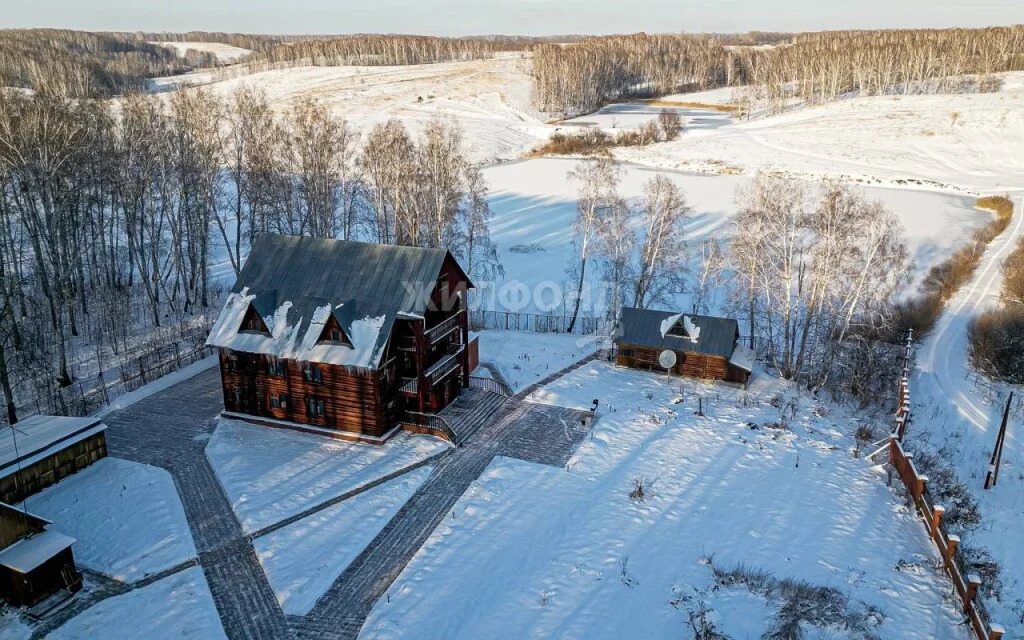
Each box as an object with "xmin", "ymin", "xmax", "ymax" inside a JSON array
[
  {"xmin": 306, "ymin": 396, "xmax": 325, "ymax": 417},
  {"xmin": 303, "ymin": 364, "xmax": 323, "ymax": 383},
  {"xmin": 621, "ymin": 348, "xmax": 635, "ymax": 357},
  {"xmin": 267, "ymin": 356, "xmax": 284, "ymax": 377},
  {"xmin": 227, "ymin": 355, "xmax": 239, "ymax": 373},
  {"xmin": 667, "ymin": 323, "xmax": 687, "ymax": 338},
  {"xmin": 232, "ymin": 387, "xmax": 241, "ymax": 406},
  {"xmin": 270, "ymin": 393, "xmax": 287, "ymax": 409}
]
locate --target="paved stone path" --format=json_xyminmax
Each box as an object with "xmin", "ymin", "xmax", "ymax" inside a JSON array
[
  {"xmin": 101, "ymin": 368, "xmax": 292, "ymax": 640},
  {"xmin": 46, "ymin": 354, "xmax": 593, "ymax": 640}
]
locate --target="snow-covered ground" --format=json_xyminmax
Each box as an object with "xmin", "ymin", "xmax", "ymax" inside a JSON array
[
  {"xmin": 206, "ymin": 419, "xmax": 448, "ymax": 532},
  {"xmin": 362, "ymin": 362, "xmax": 967, "ymax": 640},
  {"xmin": 49, "ymin": 567, "xmax": 225, "ymax": 640},
  {"xmin": 152, "ymin": 41, "xmax": 253, "ymax": 64},
  {"xmin": 473, "ymin": 330, "xmax": 597, "ymax": 393},
  {"xmin": 481, "ymin": 158, "xmax": 991, "ymax": 314},
  {"xmin": 26, "ymin": 457, "xmax": 196, "ymax": 582},
  {"xmin": 911, "ymin": 194, "xmax": 1024, "ymax": 632},
  {"xmin": 151, "ymin": 55, "xmax": 548, "ymax": 164},
  {"xmin": 255, "ymin": 466, "xmax": 432, "ymax": 615},
  {"xmin": 615, "ymin": 73, "xmax": 1024, "ymax": 193},
  {"xmin": 559, "ymin": 102, "xmax": 732, "ymax": 133}
]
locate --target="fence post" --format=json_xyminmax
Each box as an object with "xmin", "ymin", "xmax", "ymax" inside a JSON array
[
  {"xmin": 945, "ymin": 534, "xmax": 959, "ymax": 569},
  {"xmin": 931, "ymin": 504, "xmax": 945, "ymax": 537},
  {"xmin": 915, "ymin": 474, "xmax": 928, "ymax": 500},
  {"xmin": 989, "ymin": 624, "xmax": 1005, "ymax": 640},
  {"xmin": 965, "ymin": 574, "xmax": 981, "ymax": 613}
]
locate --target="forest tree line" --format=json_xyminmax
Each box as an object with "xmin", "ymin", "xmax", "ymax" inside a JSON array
[
  {"xmin": 0, "ymin": 87, "xmax": 501, "ymax": 424},
  {"xmin": 532, "ymin": 26, "xmax": 1024, "ymax": 114},
  {"xmin": 0, "ymin": 29, "xmax": 195, "ymax": 98},
  {"xmin": 245, "ymin": 35, "xmax": 505, "ymax": 69}
]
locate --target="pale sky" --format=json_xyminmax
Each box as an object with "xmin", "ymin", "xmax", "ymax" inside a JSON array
[{"xmin": 5, "ymin": 0, "xmax": 1022, "ymax": 36}]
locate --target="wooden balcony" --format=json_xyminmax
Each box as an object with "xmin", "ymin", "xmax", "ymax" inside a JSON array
[
  {"xmin": 398, "ymin": 312, "xmax": 462, "ymax": 351},
  {"xmin": 399, "ymin": 344, "xmax": 464, "ymax": 396},
  {"xmin": 425, "ymin": 313, "xmax": 461, "ymax": 345}
]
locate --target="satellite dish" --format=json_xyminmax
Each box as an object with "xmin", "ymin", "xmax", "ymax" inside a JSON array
[{"xmin": 658, "ymin": 349, "xmax": 677, "ymax": 370}]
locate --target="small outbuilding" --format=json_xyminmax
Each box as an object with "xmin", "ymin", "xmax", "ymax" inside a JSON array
[
  {"xmin": 614, "ymin": 308, "xmax": 754, "ymax": 386},
  {"xmin": 0, "ymin": 415, "xmax": 107, "ymax": 505},
  {"xmin": 0, "ymin": 502, "xmax": 81, "ymax": 608}
]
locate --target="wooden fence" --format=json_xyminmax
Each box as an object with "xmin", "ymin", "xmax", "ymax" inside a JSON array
[
  {"xmin": 890, "ymin": 331, "xmax": 1005, "ymax": 640},
  {"xmin": 3, "ymin": 324, "xmax": 215, "ymax": 426},
  {"xmin": 469, "ymin": 310, "xmax": 613, "ymax": 336}
]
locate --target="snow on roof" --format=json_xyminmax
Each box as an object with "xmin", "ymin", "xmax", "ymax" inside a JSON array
[
  {"xmin": 659, "ymin": 312, "xmax": 684, "ymax": 338},
  {"xmin": 206, "ymin": 235, "xmax": 473, "ymax": 369},
  {"xmin": 206, "ymin": 290, "xmax": 387, "ymax": 368},
  {"xmin": 0, "ymin": 416, "xmax": 106, "ymax": 480},
  {"xmin": 729, "ymin": 343, "xmax": 756, "ymax": 373},
  {"xmin": 0, "ymin": 529, "xmax": 75, "ymax": 574}
]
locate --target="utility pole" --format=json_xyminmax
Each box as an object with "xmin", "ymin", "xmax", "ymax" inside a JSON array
[{"xmin": 984, "ymin": 391, "xmax": 1013, "ymax": 490}]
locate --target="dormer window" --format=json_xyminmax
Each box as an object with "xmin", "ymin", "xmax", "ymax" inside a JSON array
[
  {"xmin": 667, "ymin": 322, "xmax": 688, "ymax": 338},
  {"xmin": 239, "ymin": 304, "xmax": 270, "ymax": 335},
  {"xmin": 317, "ymin": 315, "xmax": 352, "ymax": 347}
]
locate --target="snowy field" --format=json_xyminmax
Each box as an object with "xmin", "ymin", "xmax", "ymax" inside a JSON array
[
  {"xmin": 152, "ymin": 54, "xmax": 549, "ymax": 164},
  {"xmin": 255, "ymin": 466, "xmax": 433, "ymax": 615},
  {"xmin": 151, "ymin": 41, "xmax": 253, "ymax": 64},
  {"xmin": 615, "ymin": 73, "xmax": 1024, "ymax": 193},
  {"xmin": 480, "ymin": 157, "xmax": 991, "ymax": 314},
  {"xmin": 206, "ymin": 419, "xmax": 448, "ymax": 532},
  {"xmin": 559, "ymin": 102, "xmax": 732, "ymax": 133},
  {"xmin": 27, "ymin": 457, "xmax": 196, "ymax": 582},
  {"xmin": 473, "ymin": 330, "xmax": 598, "ymax": 393},
  {"xmin": 361, "ymin": 362, "xmax": 967, "ymax": 640},
  {"xmin": 49, "ymin": 567, "xmax": 225, "ymax": 640}
]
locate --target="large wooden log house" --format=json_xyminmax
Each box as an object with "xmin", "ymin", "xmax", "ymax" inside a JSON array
[
  {"xmin": 614, "ymin": 307, "xmax": 754, "ymax": 386},
  {"xmin": 207, "ymin": 234, "xmax": 475, "ymax": 443}
]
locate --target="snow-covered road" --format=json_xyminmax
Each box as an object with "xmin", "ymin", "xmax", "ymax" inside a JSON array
[
  {"xmin": 917, "ymin": 197, "xmax": 1024, "ymax": 431},
  {"xmin": 911, "ymin": 196, "xmax": 1024, "ymax": 632}
]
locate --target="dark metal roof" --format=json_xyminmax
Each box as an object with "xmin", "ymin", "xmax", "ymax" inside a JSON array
[
  {"xmin": 614, "ymin": 307, "xmax": 739, "ymax": 360},
  {"xmin": 233, "ymin": 235, "xmax": 469, "ymax": 363}
]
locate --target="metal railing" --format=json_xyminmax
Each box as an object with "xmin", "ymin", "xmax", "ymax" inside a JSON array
[
  {"xmin": 468, "ymin": 375, "xmax": 512, "ymax": 398},
  {"xmin": 401, "ymin": 410, "xmax": 458, "ymax": 444}
]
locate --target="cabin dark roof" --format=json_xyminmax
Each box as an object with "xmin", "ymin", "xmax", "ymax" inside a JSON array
[
  {"xmin": 614, "ymin": 307, "xmax": 739, "ymax": 360},
  {"xmin": 208, "ymin": 235, "xmax": 472, "ymax": 367}
]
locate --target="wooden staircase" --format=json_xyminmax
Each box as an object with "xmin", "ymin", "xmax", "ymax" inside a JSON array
[{"xmin": 439, "ymin": 389, "xmax": 509, "ymax": 445}]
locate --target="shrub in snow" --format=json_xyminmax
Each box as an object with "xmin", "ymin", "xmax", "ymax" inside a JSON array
[
  {"xmin": 710, "ymin": 561, "xmax": 884, "ymax": 640},
  {"xmin": 629, "ymin": 476, "xmax": 647, "ymax": 502}
]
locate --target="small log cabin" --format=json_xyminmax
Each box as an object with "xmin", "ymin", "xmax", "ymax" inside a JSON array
[
  {"xmin": 614, "ymin": 307, "xmax": 754, "ymax": 386},
  {"xmin": 0, "ymin": 503, "xmax": 81, "ymax": 607},
  {"xmin": 0, "ymin": 415, "xmax": 107, "ymax": 505},
  {"xmin": 207, "ymin": 234, "xmax": 475, "ymax": 443}
]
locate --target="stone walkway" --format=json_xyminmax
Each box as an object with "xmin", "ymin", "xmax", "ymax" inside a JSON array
[{"xmin": 45, "ymin": 355, "xmax": 593, "ymax": 640}]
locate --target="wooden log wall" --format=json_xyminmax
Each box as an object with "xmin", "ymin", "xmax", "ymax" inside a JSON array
[
  {"xmin": 0, "ymin": 432, "xmax": 107, "ymax": 505},
  {"xmin": 219, "ymin": 350, "xmax": 386, "ymax": 437}
]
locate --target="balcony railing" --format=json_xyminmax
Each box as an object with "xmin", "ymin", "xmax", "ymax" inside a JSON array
[
  {"xmin": 400, "ymin": 343, "xmax": 465, "ymax": 396},
  {"xmin": 425, "ymin": 313, "xmax": 461, "ymax": 345}
]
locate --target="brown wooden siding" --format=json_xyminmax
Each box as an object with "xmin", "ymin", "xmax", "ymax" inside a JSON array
[
  {"xmin": 219, "ymin": 351, "xmax": 387, "ymax": 438},
  {"xmin": 615, "ymin": 343, "xmax": 748, "ymax": 386},
  {"xmin": 0, "ymin": 504, "xmax": 48, "ymax": 549},
  {"xmin": 0, "ymin": 546, "xmax": 80, "ymax": 607},
  {"xmin": 0, "ymin": 432, "xmax": 107, "ymax": 505}
]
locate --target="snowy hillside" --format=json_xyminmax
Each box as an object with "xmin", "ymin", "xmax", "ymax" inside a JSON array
[
  {"xmin": 155, "ymin": 55, "xmax": 549, "ymax": 164},
  {"xmin": 152, "ymin": 41, "xmax": 253, "ymax": 64},
  {"xmin": 615, "ymin": 73, "xmax": 1024, "ymax": 193}
]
